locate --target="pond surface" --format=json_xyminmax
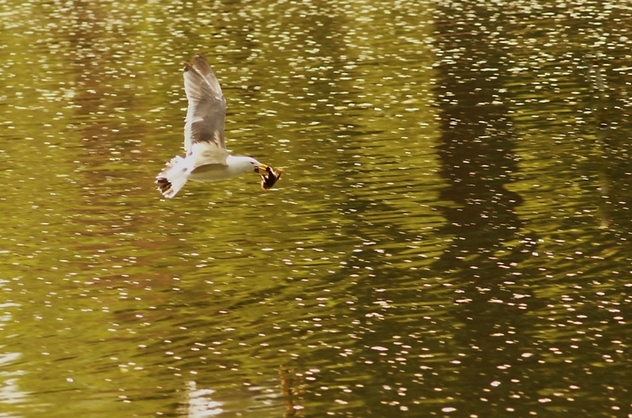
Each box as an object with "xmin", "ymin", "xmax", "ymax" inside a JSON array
[{"xmin": 1, "ymin": 0, "xmax": 632, "ymax": 417}]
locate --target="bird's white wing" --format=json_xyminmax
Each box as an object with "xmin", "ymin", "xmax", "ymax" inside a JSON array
[{"xmin": 183, "ymin": 54, "xmax": 227, "ymax": 157}]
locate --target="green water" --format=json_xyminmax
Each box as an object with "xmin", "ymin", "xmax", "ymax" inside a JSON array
[{"xmin": 1, "ymin": 0, "xmax": 631, "ymax": 417}]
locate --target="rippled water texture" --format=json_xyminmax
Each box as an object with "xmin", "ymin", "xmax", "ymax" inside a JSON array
[{"xmin": 1, "ymin": 0, "xmax": 632, "ymax": 417}]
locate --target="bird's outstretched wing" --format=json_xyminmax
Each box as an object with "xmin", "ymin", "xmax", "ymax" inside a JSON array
[{"xmin": 183, "ymin": 54, "xmax": 227, "ymax": 155}]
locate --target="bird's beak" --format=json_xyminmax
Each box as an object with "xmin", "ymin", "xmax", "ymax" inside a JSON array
[{"xmin": 254, "ymin": 164, "xmax": 269, "ymax": 173}]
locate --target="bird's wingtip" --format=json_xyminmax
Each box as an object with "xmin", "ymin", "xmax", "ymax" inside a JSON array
[{"xmin": 183, "ymin": 53, "xmax": 209, "ymax": 72}]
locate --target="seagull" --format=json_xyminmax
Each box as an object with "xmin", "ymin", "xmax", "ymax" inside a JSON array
[{"xmin": 156, "ymin": 54, "xmax": 281, "ymax": 198}]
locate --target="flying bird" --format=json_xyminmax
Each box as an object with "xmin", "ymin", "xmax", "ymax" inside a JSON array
[{"xmin": 156, "ymin": 54, "xmax": 282, "ymax": 198}]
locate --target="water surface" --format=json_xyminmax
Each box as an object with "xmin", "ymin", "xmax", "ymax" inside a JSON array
[{"xmin": 1, "ymin": 0, "xmax": 632, "ymax": 417}]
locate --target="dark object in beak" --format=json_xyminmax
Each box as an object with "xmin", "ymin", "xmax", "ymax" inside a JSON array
[{"xmin": 258, "ymin": 165, "xmax": 283, "ymax": 190}]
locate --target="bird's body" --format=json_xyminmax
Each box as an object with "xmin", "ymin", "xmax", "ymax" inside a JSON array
[{"xmin": 156, "ymin": 54, "xmax": 280, "ymax": 198}]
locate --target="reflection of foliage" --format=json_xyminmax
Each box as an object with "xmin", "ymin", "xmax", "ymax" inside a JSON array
[{"xmin": 279, "ymin": 365, "xmax": 305, "ymax": 417}]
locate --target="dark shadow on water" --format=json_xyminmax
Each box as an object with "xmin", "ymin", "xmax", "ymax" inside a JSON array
[{"xmin": 429, "ymin": 3, "xmax": 548, "ymax": 416}]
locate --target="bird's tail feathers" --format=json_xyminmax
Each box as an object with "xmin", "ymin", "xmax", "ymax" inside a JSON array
[{"xmin": 156, "ymin": 155, "xmax": 188, "ymax": 198}]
